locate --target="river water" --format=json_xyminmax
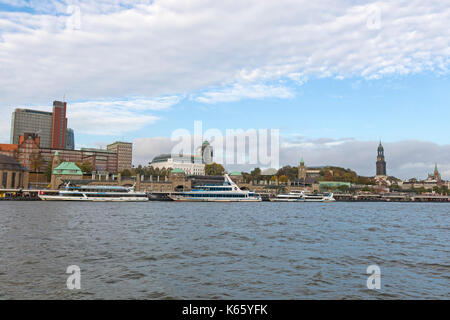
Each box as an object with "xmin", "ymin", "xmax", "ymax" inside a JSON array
[{"xmin": 0, "ymin": 202, "xmax": 448, "ymax": 299}]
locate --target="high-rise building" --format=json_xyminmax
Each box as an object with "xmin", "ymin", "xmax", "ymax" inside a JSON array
[
  {"xmin": 376, "ymin": 141, "xmax": 387, "ymax": 177},
  {"xmin": 107, "ymin": 141, "xmax": 133, "ymax": 172},
  {"xmin": 51, "ymin": 101, "xmax": 67, "ymax": 149},
  {"xmin": 196, "ymin": 141, "xmax": 214, "ymax": 164},
  {"xmin": 65, "ymin": 128, "xmax": 75, "ymax": 150},
  {"xmin": 10, "ymin": 109, "xmax": 53, "ymax": 148}
]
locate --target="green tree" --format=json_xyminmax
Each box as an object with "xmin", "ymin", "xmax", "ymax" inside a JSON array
[
  {"xmin": 121, "ymin": 169, "xmax": 132, "ymax": 177},
  {"xmin": 414, "ymin": 187, "xmax": 427, "ymax": 194},
  {"xmin": 30, "ymin": 153, "xmax": 43, "ymax": 183},
  {"xmin": 44, "ymin": 163, "xmax": 53, "ymax": 182},
  {"xmin": 76, "ymin": 161, "xmax": 93, "ymax": 174},
  {"xmin": 276, "ymin": 166, "xmax": 298, "ymax": 181},
  {"xmin": 250, "ymin": 167, "xmax": 261, "ymax": 181},
  {"xmin": 205, "ymin": 163, "xmax": 225, "ymax": 176}
]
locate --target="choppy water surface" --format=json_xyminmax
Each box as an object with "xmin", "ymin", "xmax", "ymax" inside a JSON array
[{"xmin": 0, "ymin": 202, "xmax": 448, "ymax": 299}]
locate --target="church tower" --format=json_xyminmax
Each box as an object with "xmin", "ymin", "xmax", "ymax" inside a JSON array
[
  {"xmin": 52, "ymin": 151, "xmax": 61, "ymax": 169},
  {"xmin": 376, "ymin": 141, "xmax": 387, "ymax": 177},
  {"xmin": 298, "ymin": 157, "xmax": 307, "ymax": 180}
]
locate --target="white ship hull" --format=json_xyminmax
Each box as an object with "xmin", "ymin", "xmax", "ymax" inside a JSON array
[
  {"xmin": 39, "ymin": 195, "xmax": 148, "ymax": 202},
  {"xmin": 302, "ymin": 198, "xmax": 336, "ymax": 203},
  {"xmin": 169, "ymin": 195, "xmax": 261, "ymax": 202},
  {"xmin": 269, "ymin": 198, "xmax": 301, "ymax": 202}
]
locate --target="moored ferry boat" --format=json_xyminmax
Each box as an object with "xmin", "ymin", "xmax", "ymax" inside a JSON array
[
  {"xmin": 302, "ymin": 192, "xmax": 335, "ymax": 202},
  {"xmin": 270, "ymin": 191, "xmax": 335, "ymax": 202},
  {"xmin": 168, "ymin": 174, "xmax": 261, "ymax": 202},
  {"xmin": 38, "ymin": 184, "xmax": 148, "ymax": 202},
  {"xmin": 269, "ymin": 191, "xmax": 304, "ymax": 202}
]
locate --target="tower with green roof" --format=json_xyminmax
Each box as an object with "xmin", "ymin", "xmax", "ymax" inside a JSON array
[{"xmin": 298, "ymin": 157, "xmax": 307, "ymax": 180}]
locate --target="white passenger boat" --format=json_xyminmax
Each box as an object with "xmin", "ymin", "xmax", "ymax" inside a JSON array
[
  {"xmin": 302, "ymin": 192, "xmax": 335, "ymax": 202},
  {"xmin": 270, "ymin": 191, "xmax": 335, "ymax": 202},
  {"xmin": 269, "ymin": 191, "xmax": 304, "ymax": 202},
  {"xmin": 38, "ymin": 184, "xmax": 148, "ymax": 202},
  {"xmin": 168, "ymin": 174, "xmax": 261, "ymax": 202}
]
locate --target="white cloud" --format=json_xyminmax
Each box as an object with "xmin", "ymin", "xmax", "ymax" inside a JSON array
[
  {"xmin": 0, "ymin": 0, "xmax": 449, "ymax": 107},
  {"xmin": 0, "ymin": 96, "xmax": 180, "ymax": 139},
  {"xmin": 132, "ymin": 135, "xmax": 450, "ymax": 180},
  {"xmin": 194, "ymin": 83, "xmax": 294, "ymax": 104}
]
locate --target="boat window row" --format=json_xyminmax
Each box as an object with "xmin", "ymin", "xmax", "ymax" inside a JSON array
[
  {"xmin": 60, "ymin": 193, "xmax": 147, "ymax": 197},
  {"xmin": 195, "ymin": 187, "xmax": 233, "ymax": 191},
  {"xmin": 185, "ymin": 193, "xmax": 248, "ymax": 198}
]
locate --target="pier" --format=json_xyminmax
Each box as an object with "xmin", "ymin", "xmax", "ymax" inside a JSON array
[{"xmin": 333, "ymin": 193, "xmax": 450, "ymax": 202}]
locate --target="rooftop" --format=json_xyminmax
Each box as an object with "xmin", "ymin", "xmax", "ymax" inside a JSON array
[
  {"xmin": 15, "ymin": 108, "xmax": 53, "ymax": 116},
  {"xmin": 0, "ymin": 154, "xmax": 28, "ymax": 171},
  {"xmin": 52, "ymin": 162, "xmax": 83, "ymax": 175}
]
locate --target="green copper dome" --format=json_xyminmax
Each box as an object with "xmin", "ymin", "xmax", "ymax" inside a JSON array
[{"xmin": 52, "ymin": 162, "xmax": 82, "ymax": 175}]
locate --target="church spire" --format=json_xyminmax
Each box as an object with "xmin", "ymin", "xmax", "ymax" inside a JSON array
[{"xmin": 376, "ymin": 141, "xmax": 387, "ymax": 177}]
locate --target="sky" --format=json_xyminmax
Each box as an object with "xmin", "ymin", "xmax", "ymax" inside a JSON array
[{"xmin": 0, "ymin": 0, "xmax": 449, "ymax": 179}]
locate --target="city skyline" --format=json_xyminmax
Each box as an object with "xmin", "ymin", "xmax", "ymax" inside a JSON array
[{"xmin": 0, "ymin": 1, "xmax": 449, "ymax": 179}]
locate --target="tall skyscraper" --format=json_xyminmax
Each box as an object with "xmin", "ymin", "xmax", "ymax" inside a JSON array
[
  {"xmin": 376, "ymin": 141, "xmax": 387, "ymax": 177},
  {"xmin": 51, "ymin": 101, "xmax": 67, "ymax": 149},
  {"xmin": 107, "ymin": 141, "xmax": 133, "ymax": 172},
  {"xmin": 197, "ymin": 141, "xmax": 213, "ymax": 164},
  {"xmin": 10, "ymin": 109, "xmax": 53, "ymax": 148},
  {"xmin": 65, "ymin": 128, "xmax": 75, "ymax": 150}
]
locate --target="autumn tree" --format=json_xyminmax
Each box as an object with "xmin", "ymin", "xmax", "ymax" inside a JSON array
[{"xmin": 205, "ymin": 163, "xmax": 225, "ymax": 176}]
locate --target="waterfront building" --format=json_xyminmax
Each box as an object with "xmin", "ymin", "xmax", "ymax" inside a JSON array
[
  {"xmin": 376, "ymin": 141, "xmax": 387, "ymax": 178},
  {"xmin": 50, "ymin": 161, "xmax": 83, "ymax": 189},
  {"xmin": 10, "ymin": 108, "xmax": 53, "ymax": 148},
  {"xmin": 0, "ymin": 154, "xmax": 29, "ymax": 189},
  {"xmin": 1, "ymin": 133, "xmax": 41, "ymax": 172},
  {"xmin": 51, "ymin": 101, "xmax": 67, "ymax": 149},
  {"xmin": 0, "ymin": 143, "xmax": 18, "ymax": 159},
  {"xmin": 10, "ymin": 101, "xmax": 73, "ymax": 150},
  {"xmin": 65, "ymin": 128, "xmax": 75, "ymax": 150},
  {"xmin": 43, "ymin": 148, "xmax": 118, "ymax": 174},
  {"xmin": 17, "ymin": 133, "xmax": 41, "ymax": 171},
  {"xmin": 150, "ymin": 154, "xmax": 205, "ymax": 175},
  {"xmin": 426, "ymin": 163, "xmax": 443, "ymax": 186},
  {"xmin": 107, "ymin": 141, "xmax": 133, "ymax": 172},
  {"xmin": 229, "ymin": 171, "xmax": 244, "ymax": 183},
  {"xmin": 1, "ymin": 142, "xmax": 122, "ymax": 175}
]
